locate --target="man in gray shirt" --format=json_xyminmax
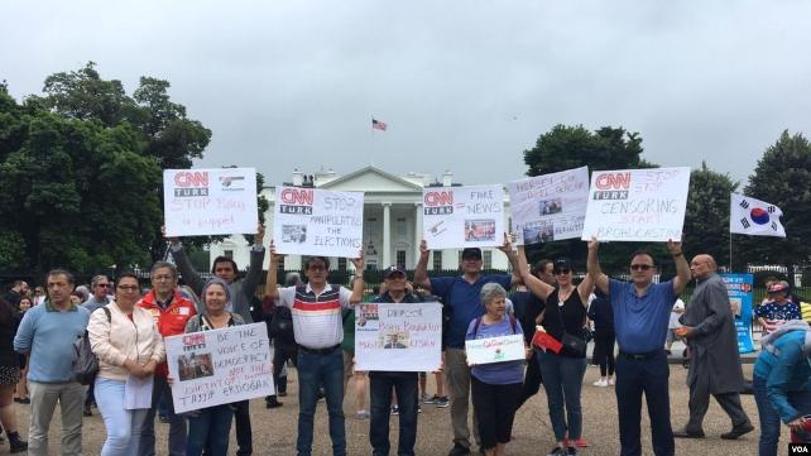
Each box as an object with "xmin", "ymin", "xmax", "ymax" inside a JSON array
[{"xmin": 80, "ymin": 274, "xmax": 113, "ymax": 416}]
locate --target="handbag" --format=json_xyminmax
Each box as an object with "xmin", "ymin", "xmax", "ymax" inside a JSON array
[{"xmin": 555, "ymin": 293, "xmax": 588, "ymax": 357}]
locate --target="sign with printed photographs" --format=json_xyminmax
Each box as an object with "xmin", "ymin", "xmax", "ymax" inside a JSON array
[
  {"xmin": 354, "ymin": 302, "xmax": 442, "ymax": 372},
  {"xmin": 272, "ymin": 186, "xmax": 365, "ymax": 258},
  {"xmin": 507, "ymin": 166, "xmax": 589, "ymax": 245},
  {"xmin": 165, "ymin": 323, "xmax": 274, "ymax": 413},
  {"xmin": 422, "ymin": 185, "xmax": 505, "ymax": 250}
]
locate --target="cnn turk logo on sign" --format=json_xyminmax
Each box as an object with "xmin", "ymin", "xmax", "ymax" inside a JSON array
[
  {"xmin": 174, "ymin": 171, "xmax": 210, "ymax": 197},
  {"xmin": 280, "ymin": 188, "xmax": 314, "ymax": 215},
  {"xmin": 424, "ymin": 191, "xmax": 454, "ymax": 215},
  {"xmin": 593, "ymin": 172, "xmax": 630, "ymax": 200}
]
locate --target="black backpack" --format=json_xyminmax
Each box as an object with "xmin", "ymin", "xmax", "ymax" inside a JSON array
[
  {"xmin": 73, "ymin": 306, "xmax": 111, "ymax": 385},
  {"xmin": 269, "ymin": 306, "xmax": 295, "ymax": 346}
]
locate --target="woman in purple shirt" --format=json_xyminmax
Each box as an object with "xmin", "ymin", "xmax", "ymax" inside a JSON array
[{"xmin": 465, "ymin": 283, "xmax": 527, "ymax": 456}]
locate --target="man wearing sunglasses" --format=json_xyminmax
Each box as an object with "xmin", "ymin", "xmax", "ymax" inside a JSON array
[
  {"xmin": 587, "ymin": 237, "xmax": 690, "ymax": 456},
  {"xmin": 80, "ymin": 275, "xmax": 114, "ymax": 416}
]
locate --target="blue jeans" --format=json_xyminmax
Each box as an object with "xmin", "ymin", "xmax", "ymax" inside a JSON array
[
  {"xmin": 369, "ymin": 372, "xmax": 418, "ymax": 456},
  {"xmin": 537, "ymin": 351, "xmax": 587, "ymax": 442},
  {"xmin": 753, "ymin": 375, "xmax": 811, "ymax": 456},
  {"xmin": 297, "ymin": 347, "xmax": 346, "ymax": 456},
  {"xmin": 95, "ymin": 378, "xmax": 148, "ymax": 456},
  {"xmin": 615, "ymin": 351, "xmax": 673, "ymax": 456},
  {"xmin": 138, "ymin": 375, "xmax": 187, "ymax": 456},
  {"xmin": 186, "ymin": 404, "xmax": 233, "ymax": 456}
]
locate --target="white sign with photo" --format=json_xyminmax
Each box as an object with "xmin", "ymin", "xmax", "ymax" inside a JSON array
[
  {"xmin": 465, "ymin": 334, "xmax": 526, "ymax": 365},
  {"xmin": 165, "ymin": 323, "xmax": 274, "ymax": 414},
  {"xmin": 354, "ymin": 302, "xmax": 442, "ymax": 372},
  {"xmin": 508, "ymin": 166, "xmax": 589, "ymax": 245},
  {"xmin": 581, "ymin": 167, "xmax": 691, "ymax": 242},
  {"xmin": 272, "ymin": 186, "xmax": 364, "ymax": 258},
  {"xmin": 163, "ymin": 168, "xmax": 258, "ymax": 237},
  {"xmin": 422, "ymin": 185, "xmax": 505, "ymax": 250}
]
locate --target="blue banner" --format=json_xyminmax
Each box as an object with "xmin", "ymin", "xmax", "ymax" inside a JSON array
[{"xmin": 721, "ymin": 273, "xmax": 756, "ymax": 353}]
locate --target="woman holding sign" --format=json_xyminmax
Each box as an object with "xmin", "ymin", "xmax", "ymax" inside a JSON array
[
  {"xmin": 517, "ymin": 248, "xmax": 594, "ymax": 456},
  {"xmin": 465, "ymin": 283, "xmax": 526, "ymax": 456},
  {"xmin": 183, "ymin": 278, "xmax": 246, "ymax": 456},
  {"xmin": 88, "ymin": 273, "xmax": 165, "ymax": 456}
]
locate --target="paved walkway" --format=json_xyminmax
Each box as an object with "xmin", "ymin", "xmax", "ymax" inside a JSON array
[{"xmin": 15, "ymin": 363, "xmax": 787, "ymax": 455}]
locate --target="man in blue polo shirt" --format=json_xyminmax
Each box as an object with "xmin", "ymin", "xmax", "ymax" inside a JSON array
[
  {"xmin": 414, "ymin": 237, "xmax": 520, "ymax": 456},
  {"xmin": 586, "ymin": 238, "xmax": 690, "ymax": 456}
]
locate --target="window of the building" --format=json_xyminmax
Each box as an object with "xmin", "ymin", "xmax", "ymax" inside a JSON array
[
  {"xmin": 433, "ymin": 251, "xmax": 443, "ymax": 271},
  {"xmin": 223, "ymin": 250, "xmax": 233, "ymax": 259},
  {"xmin": 483, "ymin": 250, "xmax": 493, "ymax": 269},
  {"xmin": 396, "ymin": 250, "xmax": 406, "ymax": 269},
  {"xmin": 338, "ymin": 257, "xmax": 347, "ymax": 272}
]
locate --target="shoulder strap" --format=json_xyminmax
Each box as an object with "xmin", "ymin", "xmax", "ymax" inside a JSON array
[
  {"xmin": 473, "ymin": 316, "xmax": 483, "ymax": 338},
  {"xmin": 102, "ymin": 306, "xmax": 111, "ymax": 323},
  {"xmin": 509, "ymin": 315, "xmax": 517, "ymax": 334}
]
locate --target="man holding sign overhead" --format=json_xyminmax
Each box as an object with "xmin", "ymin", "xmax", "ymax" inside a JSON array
[
  {"xmin": 587, "ymin": 237, "xmax": 690, "ymax": 456},
  {"xmin": 414, "ymin": 235, "xmax": 520, "ymax": 456},
  {"xmin": 266, "ymin": 243, "xmax": 365, "ymax": 456}
]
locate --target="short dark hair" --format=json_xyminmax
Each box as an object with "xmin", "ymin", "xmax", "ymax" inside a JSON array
[
  {"xmin": 532, "ymin": 259, "xmax": 554, "ymax": 277},
  {"xmin": 46, "ymin": 269, "xmax": 75, "ymax": 285},
  {"xmin": 151, "ymin": 261, "xmax": 178, "ymax": 279},
  {"xmin": 211, "ymin": 256, "xmax": 239, "ymax": 274},
  {"xmin": 629, "ymin": 250, "xmax": 656, "ymax": 266},
  {"xmin": 115, "ymin": 272, "xmax": 141, "ymax": 289},
  {"xmin": 304, "ymin": 256, "xmax": 330, "ymax": 270}
]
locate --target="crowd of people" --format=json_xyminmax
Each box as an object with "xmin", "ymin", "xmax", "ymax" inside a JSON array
[{"xmin": 1, "ymin": 228, "xmax": 810, "ymax": 455}]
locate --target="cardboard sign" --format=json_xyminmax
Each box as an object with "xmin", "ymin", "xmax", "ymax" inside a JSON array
[
  {"xmin": 354, "ymin": 303, "xmax": 442, "ymax": 372},
  {"xmin": 465, "ymin": 334, "xmax": 526, "ymax": 365},
  {"xmin": 166, "ymin": 323, "xmax": 274, "ymax": 413},
  {"xmin": 581, "ymin": 167, "xmax": 691, "ymax": 242},
  {"xmin": 164, "ymin": 168, "xmax": 258, "ymax": 237},
  {"xmin": 272, "ymin": 187, "xmax": 364, "ymax": 258},
  {"xmin": 422, "ymin": 185, "xmax": 505, "ymax": 249},
  {"xmin": 508, "ymin": 167, "xmax": 589, "ymax": 245}
]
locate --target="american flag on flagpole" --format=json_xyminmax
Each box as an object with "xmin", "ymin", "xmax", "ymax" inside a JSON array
[{"xmin": 372, "ymin": 118, "xmax": 387, "ymax": 131}]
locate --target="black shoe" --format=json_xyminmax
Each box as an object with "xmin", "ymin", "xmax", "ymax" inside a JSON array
[
  {"xmin": 673, "ymin": 428, "xmax": 705, "ymax": 439},
  {"xmin": 265, "ymin": 398, "xmax": 283, "ymax": 409},
  {"xmin": 8, "ymin": 432, "xmax": 27, "ymax": 453},
  {"xmin": 83, "ymin": 406, "xmax": 92, "ymax": 417},
  {"xmin": 158, "ymin": 415, "xmax": 171, "ymax": 423},
  {"xmin": 448, "ymin": 443, "xmax": 471, "ymax": 456},
  {"xmin": 721, "ymin": 423, "xmax": 754, "ymax": 440}
]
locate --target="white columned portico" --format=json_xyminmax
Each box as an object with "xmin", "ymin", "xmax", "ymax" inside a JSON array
[
  {"xmin": 414, "ymin": 202, "xmax": 423, "ymax": 266},
  {"xmin": 382, "ymin": 202, "xmax": 391, "ymax": 267}
]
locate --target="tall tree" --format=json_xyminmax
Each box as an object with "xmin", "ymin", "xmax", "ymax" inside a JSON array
[
  {"xmin": 682, "ymin": 161, "xmax": 738, "ymax": 267},
  {"xmin": 737, "ymin": 130, "xmax": 811, "ymax": 269},
  {"xmin": 522, "ymin": 124, "xmax": 666, "ymax": 273}
]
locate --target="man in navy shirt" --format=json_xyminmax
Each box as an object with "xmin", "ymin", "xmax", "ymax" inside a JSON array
[
  {"xmin": 587, "ymin": 238, "xmax": 690, "ymax": 456},
  {"xmin": 414, "ymin": 236, "xmax": 520, "ymax": 456}
]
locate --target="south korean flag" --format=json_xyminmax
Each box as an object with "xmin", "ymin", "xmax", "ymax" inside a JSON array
[{"xmin": 729, "ymin": 193, "xmax": 786, "ymax": 238}]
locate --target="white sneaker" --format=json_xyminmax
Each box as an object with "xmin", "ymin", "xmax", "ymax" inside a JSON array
[
  {"xmin": 592, "ymin": 379, "xmax": 607, "ymax": 387},
  {"xmin": 608, "ymin": 378, "xmax": 615, "ymax": 386}
]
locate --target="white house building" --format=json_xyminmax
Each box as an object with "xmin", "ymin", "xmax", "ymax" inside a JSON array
[{"xmin": 209, "ymin": 166, "xmax": 514, "ymax": 273}]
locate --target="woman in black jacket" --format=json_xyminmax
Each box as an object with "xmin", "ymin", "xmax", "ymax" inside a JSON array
[{"xmin": 0, "ymin": 297, "xmax": 27, "ymax": 452}]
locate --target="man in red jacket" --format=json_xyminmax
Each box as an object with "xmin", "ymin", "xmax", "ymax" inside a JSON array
[{"xmin": 137, "ymin": 261, "xmax": 197, "ymax": 456}]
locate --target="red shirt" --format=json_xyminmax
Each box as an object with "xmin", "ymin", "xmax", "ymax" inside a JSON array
[{"xmin": 138, "ymin": 290, "xmax": 197, "ymax": 376}]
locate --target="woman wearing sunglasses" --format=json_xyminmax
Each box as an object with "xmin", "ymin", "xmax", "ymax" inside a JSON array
[{"xmin": 516, "ymin": 248, "xmax": 594, "ymax": 456}]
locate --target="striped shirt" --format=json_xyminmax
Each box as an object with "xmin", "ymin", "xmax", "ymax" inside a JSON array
[{"xmin": 278, "ymin": 283, "xmax": 353, "ymax": 349}]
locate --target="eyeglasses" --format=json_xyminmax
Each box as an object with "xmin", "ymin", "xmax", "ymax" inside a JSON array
[
  {"xmin": 117, "ymin": 285, "xmax": 139, "ymax": 291},
  {"xmin": 555, "ymin": 269, "xmax": 571, "ymax": 275},
  {"xmin": 96, "ymin": 283, "xmax": 110, "ymax": 288},
  {"xmin": 630, "ymin": 264, "xmax": 653, "ymax": 271}
]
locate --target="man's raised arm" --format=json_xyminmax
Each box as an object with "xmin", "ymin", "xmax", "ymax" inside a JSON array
[
  {"xmin": 668, "ymin": 240, "xmax": 691, "ymax": 295},
  {"xmin": 587, "ymin": 237, "xmax": 610, "ymax": 295},
  {"xmin": 265, "ymin": 241, "xmax": 282, "ymax": 300},
  {"xmin": 413, "ymin": 240, "xmax": 432, "ymax": 290}
]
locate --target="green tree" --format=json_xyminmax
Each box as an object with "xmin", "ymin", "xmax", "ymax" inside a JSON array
[
  {"xmin": 737, "ymin": 130, "xmax": 811, "ymax": 269},
  {"xmin": 521, "ymin": 124, "xmax": 666, "ymax": 273},
  {"xmin": 681, "ymin": 161, "xmax": 738, "ymax": 267}
]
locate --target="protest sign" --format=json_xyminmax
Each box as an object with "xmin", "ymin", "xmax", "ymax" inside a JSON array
[
  {"xmin": 272, "ymin": 186, "xmax": 364, "ymax": 258},
  {"xmin": 721, "ymin": 273, "xmax": 756, "ymax": 354},
  {"xmin": 508, "ymin": 166, "xmax": 589, "ymax": 245},
  {"xmin": 581, "ymin": 167, "xmax": 690, "ymax": 242},
  {"xmin": 422, "ymin": 185, "xmax": 505, "ymax": 250},
  {"xmin": 164, "ymin": 168, "xmax": 258, "ymax": 237},
  {"xmin": 354, "ymin": 302, "xmax": 442, "ymax": 372},
  {"xmin": 166, "ymin": 323, "xmax": 274, "ymax": 414},
  {"xmin": 465, "ymin": 334, "xmax": 526, "ymax": 365}
]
